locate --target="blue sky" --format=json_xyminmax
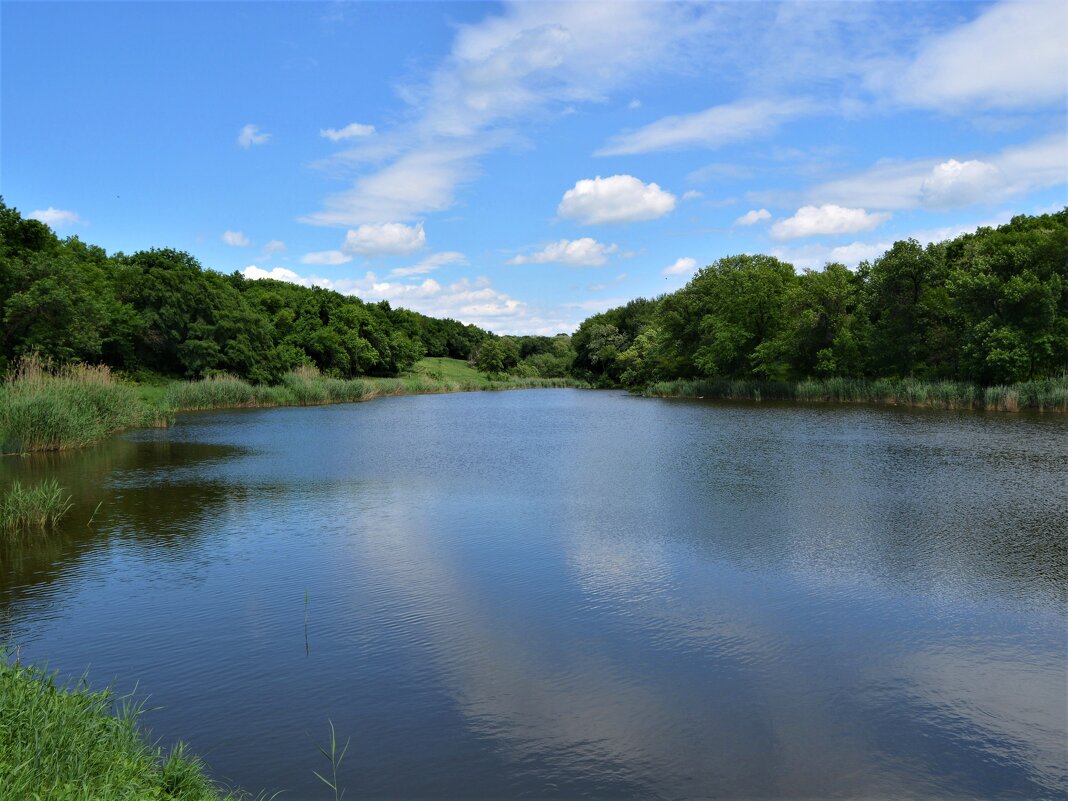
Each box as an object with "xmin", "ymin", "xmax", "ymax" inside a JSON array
[{"xmin": 4, "ymin": 1, "xmax": 1066, "ymax": 334}]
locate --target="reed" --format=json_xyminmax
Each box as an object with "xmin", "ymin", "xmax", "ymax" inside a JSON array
[
  {"xmin": 0, "ymin": 656, "xmax": 247, "ymax": 800},
  {"xmin": 0, "ymin": 479, "xmax": 73, "ymax": 533},
  {"xmin": 0, "ymin": 355, "xmax": 153, "ymax": 453},
  {"xmin": 644, "ymin": 375, "xmax": 1067, "ymax": 411}
]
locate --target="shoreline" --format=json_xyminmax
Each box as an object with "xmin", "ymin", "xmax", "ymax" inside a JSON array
[{"xmin": 640, "ymin": 376, "xmax": 1068, "ymax": 413}]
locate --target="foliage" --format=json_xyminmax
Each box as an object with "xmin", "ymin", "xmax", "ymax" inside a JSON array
[
  {"xmin": 0, "ymin": 198, "xmax": 492, "ymax": 383},
  {"xmin": 575, "ymin": 210, "xmax": 1067, "ymax": 389}
]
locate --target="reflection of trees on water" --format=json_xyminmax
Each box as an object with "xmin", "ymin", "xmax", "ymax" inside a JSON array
[{"xmin": 0, "ymin": 437, "xmax": 246, "ymax": 616}]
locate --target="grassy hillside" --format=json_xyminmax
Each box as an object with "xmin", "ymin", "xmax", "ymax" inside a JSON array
[{"xmin": 409, "ymin": 356, "xmax": 490, "ymax": 384}]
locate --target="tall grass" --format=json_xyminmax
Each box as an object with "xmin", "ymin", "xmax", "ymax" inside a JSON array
[
  {"xmin": 0, "ymin": 357, "xmax": 590, "ymax": 454},
  {"xmin": 0, "ymin": 656, "xmax": 246, "ymax": 800},
  {"xmin": 1, "ymin": 479, "xmax": 73, "ymax": 533},
  {"xmin": 644, "ymin": 375, "xmax": 1068, "ymax": 411},
  {"xmin": 0, "ymin": 355, "xmax": 163, "ymax": 453},
  {"xmin": 155, "ymin": 368, "xmax": 587, "ymax": 414}
]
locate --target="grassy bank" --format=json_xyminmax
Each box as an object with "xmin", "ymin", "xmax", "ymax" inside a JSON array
[
  {"xmin": 643, "ymin": 375, "xmax": 1068, "ymax": 411},
  {"xmin": 0, "ymin": 358, "xmax": 587, "ymax": 454},
  {"xmin": 0, "ymin": 657, "xmax": 242, "ymax": 801},
  {"xmin": 0, "ymin": 357, "xmax": 167, "ymax": 454}
]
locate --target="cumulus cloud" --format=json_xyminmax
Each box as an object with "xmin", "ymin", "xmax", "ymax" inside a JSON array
[
  {"xmin": 874, "ymin": 1, "xmax": 1068, "ymax": 111},
  {"xmin": 558, "ymin": 175, "xmax": 676, "ymax": 225},
  {"xmin": 802, "ymin": 134, "xmax": 1067, "ymax": 211},
  {"xmin": 681, "ymin": 190, "xmax": 703, "ymax": 201},
  {"xmin": 262, "ymin": 240, "xmax": 287, "ymax": 255},
  {"xmin": 301, "ymin": 250, "xmax": 352, "ymax": 265},
  {"xmin": 771, "ymin": 211, "xmax": 1015, "ymax": 270},
  {"xmin": 242, "ymin": 263, "xmax": 575, "ymax": 334},
  {"xmin": 920, "ymin": 159, "xmax": 1004, "ymax": 209},
  {"xmin": 221, "ymin": 230, "xmax": 251, "ymax": 247},
  {"xmin": 736, "ymin": 208, "xmax": 771, "ymax": 226},
  {"xmin": 342, "ymin": 221, "xmax": 426, "ymax": 256},
  {"xmin": 28, "ymin": 207, "xmax": 84, "ymax": 228},
  {"xmin": 390, "ymin": 251, "xmax": 466, "ymax": 277},
  {"xmin": 510, "ymin": 238, "xmax": 619, "ymax": 267},
  {"xmin": 663, "ymin": 257, "xmax": 697, "ymax": 276},
  {"xmin": 237, "ymin": 124, "xmax": 270, "ymax": 148},
  {"xmin": 771, "ymin": 205, "xmax": 890, "ymax": 240},
  {"xmin": 596, "ymin": 98, "xmax": 813, "ymax": 156},
  {"xmin": 320, "ymin": 122, "xmax": 375, "ymax": 141},
  {"xmin": 242, "ymin": 265, "xmax": 323, "ymax": 286}
]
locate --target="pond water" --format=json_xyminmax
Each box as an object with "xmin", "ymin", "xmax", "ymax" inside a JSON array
[{"xmin": 2, "ymin": 389, "xmax": 1066, "ymax": 799}]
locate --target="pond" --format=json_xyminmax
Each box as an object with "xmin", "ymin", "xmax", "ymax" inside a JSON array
[{"xmin": 2, "ymin": 389, "xmax": 1066, "ymax": 799}]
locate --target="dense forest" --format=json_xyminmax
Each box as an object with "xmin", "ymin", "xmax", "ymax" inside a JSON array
[
  {"xmin": 572, "ymin": 209, "xmax": 1068, "ymax": 387},
  {"xmin": 0, "ymin": 199, "xmax": 493, "ymax": 382},
  {"xmin": 1, "ymin": 198, "xmax": 1065, "ymax": 388}
]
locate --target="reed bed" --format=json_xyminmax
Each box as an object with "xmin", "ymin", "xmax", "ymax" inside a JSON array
[
  {"xmin": 644, "ymin": 375, "xmax": 1068, "ymax": 411},
  {"xmin": 0, "ymin": 479, "xmax": 73, "ymax": 533},
  {"xmin": 0, "ymin": 356, "xmax": 162, "ymax": 453},
  {"xmin": 0, "ymin": 657, "xmax": 244, "ymax": 800}
]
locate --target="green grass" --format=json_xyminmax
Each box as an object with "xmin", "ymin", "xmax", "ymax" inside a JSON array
[
  {"xmin": 409, "ymin": 356, "xmax": 490, "ymax": 385},
  {"xmin": 644, "ymin": 375, "xmax": 1068, "ymax": 411},
  {"xmin": 0, "ymin": 356, "xmax": 166, "ymax": 454},
  {"xmin": 1, "ymin": 479, "xmax": 73, "ymax": 533},
  {"xmin": 0, "ymin": 656, "xmax": 246, "ymax": 801}
]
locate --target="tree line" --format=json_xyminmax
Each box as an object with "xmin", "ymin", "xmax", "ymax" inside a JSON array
[
  {"xmin": 2, "ymin": 198, "xmax": 1064, "ymax": 388},
  {"xmin": 0, "ymin": 199, "xmax": 493, "ymax": 382},
  {"xmin": 570, "ymin": 209, "xmax": 1067, "ymax": 387}
]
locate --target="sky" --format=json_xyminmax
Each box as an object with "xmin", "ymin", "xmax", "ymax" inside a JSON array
[{"xmin": 3, "ymin": 1, "xmax": 1066, "ymax": 335}]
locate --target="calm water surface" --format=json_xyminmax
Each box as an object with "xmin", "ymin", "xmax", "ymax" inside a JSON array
[{"xmin": 2, "ymin": 390, "xmax": 1066, "ymax": 799}]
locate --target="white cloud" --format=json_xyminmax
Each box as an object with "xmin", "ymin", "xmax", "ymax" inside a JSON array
[
  {"xmin": 262, "ymin": 239, "xmax": 287, "ymax": 255},
  {"xmin": 303, "ymin": 2, "xmax": 709, "ymax": 225},
  {"xmin": 237, "ymin": 124, "xmax": 270, "ymax": 148},
  {"xmin": 510, "ymin": 238, "xmax": 618, "ymax": 267},
  {"xmin": 301, "ymin": 250, "xmax": 352, "ymax": 266},
  {"xmin": 302, "ymin": 142, "xmax": 482, "ymax": 225},
  {"xmin": 663, "ymin": 257, "xmax": 697, "ymax": 276},
  {"xmin": 875, "ymin": 1, "xmax": 1068, "ymax": 111},
  {"xmin": 771, "ymin": 205, "xmax": 890, "ymax": 240},
  {"xmin": 342, "ymin": 221, "xmax": 426, "ymax": 256},
  {"xmin": 221, "ymin": 230, "xmax": 251, "ymax": 247},
  {"xmin": 681, "ymin": 190, "xmax": 703, "ymax": 201},
  {"xmin": 735, "ymin": 208, "xmax": 771, "ymax": 226},
  {"xmin": 558, "ymin": 175, "xmax": 676, "ymax": 225},
  {"xmin": 320, "ymin": 122, "xmax": 376, "ymax": 141},
  {"xmin": 804, "ymin": 134, "xmax": 1067, "ymax": 211},
  {"xmin": 920, "ymin": 159, "xmax": 1004, "ymax": 209},
  {"xmin": 628, "ymin": 99, "xmax": 642, "ymax": 109},
  {"xmin": 595, "ymin": 98, "xmax": 813, "ymax": 156},
  {"xmin": 826, "ymin": 240, "xmax": 893, "ymax": 267},
  {"xmin": 242, "ymin": 265, "xmax": 324, "ymax": 286},
  {"xmin": 389, "ymin": 251, "xmax": 466, "ymax": 277},
  {"xmin": 770, "ymin": 211, "xmax": 1015, "ymax": 270},
  {"xmin": 28, "ymin": 207, "xmax": 84, "ymax": 228}
]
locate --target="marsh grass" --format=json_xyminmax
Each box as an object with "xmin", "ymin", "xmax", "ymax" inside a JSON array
[
  {"xmin": 0, "ymin": 355, "xmax": 161, "ymax": 453},
  {"xmin": 645, "ymin": 375, "xmax": 1068, "ymax": 411},
  {"xmin": 1, "ymin": 479, "xmax": 73, "ymax": 533},
  {"xmin": 0, "ymin": 656, "xmax": 247, "ymax": 801},
  {"xmin": 0, "ymin": 356, "xmax": 588, "ymax": 453}
]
